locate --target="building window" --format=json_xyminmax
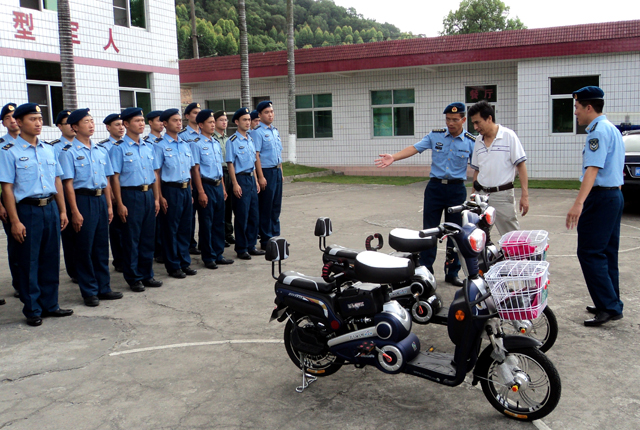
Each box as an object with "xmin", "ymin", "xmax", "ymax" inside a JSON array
[
  {"xmin": 25, "ymin": 60, "xmax": 62, "ymax": 127},
  {"xmin": 296, "ymin": 94, "xmax": 333, "ymax": 139},
  {"xmin": 113, "ymin": 0, "xmax": 146, "ymax": 29},
  {"xmin": 550, "ymin": 76, "xmax": 599, "ymax": 134},
  {"xmin": 206, "ymin": 98, "xmax": 241, "ymax": 134},
  {"xmin": 20, "ymin": 0, "xmax": 57, "ymax": 10},
  {"xmin": 118, "ymin": 69, "xmax": 151, "ymax": 114},
  {"xmin": 371, "ymin": 89, "xmax": 414, "ymax": 137}
]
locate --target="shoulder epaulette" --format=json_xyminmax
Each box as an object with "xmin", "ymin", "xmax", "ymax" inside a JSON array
[
  {"xmin": 113, "ymin": 140, "xmax": 122, "ymax": 146},
  {"xmin": 43, "ymin": 140, "xmax": 53, "ymax": 146},
  {"xmin": 62, "ymin": 144, "xmax": 72, "ymax": 151},
  {"xmin": 143, "ymin": 135, "xmax": 149, "ymax": 141},
  {"xmin": 49, "ymin": 139, "xmax": 60, "ymax": 145},
  {"xmin": 432, "ymin": 128, "xmax": 446, "ymax": 133},
  {"xmin": 99, "ymin": 138, "xmax": 110, "ymax": 144},
  {"xmin": 229, "ymin": 135, "xmax": 237, "ymax": 142},
  {"xmin": 464, "ymin": 132, "xmax": 476, "ymax": 141},
  {"xmin": 591, "ymin": 122, "xmax": 598, "ymax": 132},
  {"xmin": 0, "ymin": 138, "xmax": 4, "ymax": 144},
  {"xmin": 180, "ymin": 127, "xmax": 187, "ymax": 133},
  {"xmin": 2, "ymin": 143, "xmax": 13, "ymax": 150},
  {"xmin": 155, "ymin": 137, "xmax": 162, "ymax": 143}
]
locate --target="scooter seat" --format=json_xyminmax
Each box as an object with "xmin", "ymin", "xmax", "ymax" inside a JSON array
[
  {"xmin": 324, "ymin": 245, "xmax": 361, "ymax": 261},
  {"xmin": 388, "ymin": 228, "xmax": 438, "ymax": 253},
  {"xmin": 389, "ymin": 251, "xmax": 413, "ymax": 259},
  {"xmin": 354, "ymin": 251, "xmax": 415, "ymax": 283},
  {"xmin": 277, "ymin": 271, "xmax": 336, "ymax": 294}
]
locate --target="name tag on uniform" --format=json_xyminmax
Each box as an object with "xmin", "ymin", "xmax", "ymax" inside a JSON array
[
  {"xmin": 76, "ymin": 156, "xmax": 85, "ymax": 160},
  {"xmin": 166, "ymin": 148, "xmax": 173, "ymax": 151},
  {"xmin": 435, "ymin": 142, "xmax": 443, "ymax": 149},
  {"xmin": 239, "ymin": 146, "xmax": 245, "ymax": 149},
  {"xmin": 203, "ymin": 147, "xmax": 209, "ymax": 150},
  {"xmin": 125, "ymin": 152, "xmax": 133, "ymax": 156},
  {"xmin": 19, "ymin": 156, "xmax": 29, "ymax": 161}
]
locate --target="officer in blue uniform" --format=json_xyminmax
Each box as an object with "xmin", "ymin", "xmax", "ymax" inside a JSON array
[
  {"xmin": 59, "ymin": 108, "xmax": 123, "ymax": 307},
  {"xmin": 375, "ymin": 102, "xmax": 475, "ymax": 286},
  {"xmin": 100, "ymin": 113, "xmax": 124, "ymax": 152},
  {"xmin": 154, "ymin": 108, "xmax": 197, "ymax": 278},
  {"xmin": 144, "ymin": 110, "xmax": 164, "ymax": 144},
  {"xmin": 225, "ymin": 108, "xmax": 264, "ymax": 260},
  {"xmin": 179, "ymin": 102, "xmax": 202, "ymax": 255},
  {"xmin": 250, "ymin": 101, "xmax": 284, "ymax": 250},
  {"xmin": 1, "ymin": 103, "xmax": 20, "ymax": 297},
  {"xmin": 109, "ymin": 107, "xmax": 162, "ymax": 292},
  {"xmin": 191, "ymin": 109, "xmax": 234, "ymax": 269},
  {"xmin": 50, "ymin": 109, "xmax": 76, "ymax": 156},
  {"xmin": 0, "ymin": 103, "xmax": 73, "ymax": 326},
  {"xmin": 250, "ymin": 109, "xmax": 260, "ymax": 130},
  {"xmin": 566, "ymin": 86, "xmax": 625, "ymax": 327}
]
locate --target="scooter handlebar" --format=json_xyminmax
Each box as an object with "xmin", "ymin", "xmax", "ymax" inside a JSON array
[
  {"xmin": 447, "ymin": 205, "xmax": 465, "ymax": 214},
  {"xmin": 419, "ymin": 226, "xmax": 444, "ymax": 238}
]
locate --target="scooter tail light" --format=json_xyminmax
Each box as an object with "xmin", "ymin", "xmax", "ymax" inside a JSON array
[
  {"xmin": 468, "ymin": 228, "xmax": 486, "ymax": 253},
  {"xmin": 483, "ymin": 207, "xmax": 496, "ymax": 226}
]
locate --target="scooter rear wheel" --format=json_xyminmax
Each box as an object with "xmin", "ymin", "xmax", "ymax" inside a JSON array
[
  {"xmin": 501, "ymin": 306, "xmax": 558, "ymax": 352},
  {"xmin": 283, "ymin": 314, "xmax": 344, "ymax": 377}
]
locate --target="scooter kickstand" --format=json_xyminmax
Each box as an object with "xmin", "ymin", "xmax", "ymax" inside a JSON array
[{"xmin": 295, "ymin": 353, "xmax": 318, "ymax": 393}]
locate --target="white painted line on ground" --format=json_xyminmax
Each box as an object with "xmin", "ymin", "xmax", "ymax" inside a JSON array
[
  {"xmin": 109, "ymin": 339, "xmax": 284, "ymax": 356},
  {"xmin": 533, "ymin": 419, "xmax": 553, "ymax": 430}
]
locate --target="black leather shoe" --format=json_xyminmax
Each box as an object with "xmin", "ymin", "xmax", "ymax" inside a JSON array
[
  {"xmin": 154, "ymin": 256, "xmax": 165, "ymax": 264},
  {"xmin": 205, "ymin": 261, "xmax": 218, "ymax": 269},
  {"xmin": 71, "ymin": 277, "xmax": 79, "ymax": 284},
  {"xmin": 182, "ymin": 266, "xmax": 198, "ymax": 276},
  {"xmin": 189, "ymin": 247, "xmax": 201, "ymax": 255},
  {"xmin": 584, "ymin": 311, "xmax": 623, "ymax": 327},
  {"xmin": 445, "ymin": 276, "xmax": 464, "ymax": 287},
  {"xmin": 237, "ymin": 252, "xmax": 251, "ymax": 260},
  {"xmin": 169, "ymin": 269, "xmax": 187, "ymax": 279},
  {"xmin": 98, "ymin": 291, "xmax": 124, "ymax": 300},
  {"xmin": 26, "ymin": 317, "xmax": 42, "ymax": 327},
  {"xmin": 0, "ymin": 298, "xmax": 5, "ymax": 306},
  {"xmin": 225, "ymin": 241, "xmax": 231, "ymax": 248},
  {"xmin": 226, "ymin": 236, "xmax": 235, "ymax": 244},
  {"xmin": 216, "ymin": 257, "xmax": 234, "ymax": 265},
  {"xmin": 42, "ymin": 308, "xmax": 74, "ymax": 317},
  {"xmin": 113, "ymin": 265, "xmax": 123, "ymax": 273},
  {"xmin": 142, "ymin": 278, "xmax": 163, "ymax": 288},
  {"xmin": 248, "ymin": 248, "xmax": 266, "ymax": 256},
  {"xmin": 586, "ymin": 305, "xmax": 598, "ymax": 315},
  {"xmin": 84, "ymin": 296, "xmax": 100, "ymax": 307},
  {"xmin": 130, "ymin": 281, "xmax": 145, "ymax": 292}
]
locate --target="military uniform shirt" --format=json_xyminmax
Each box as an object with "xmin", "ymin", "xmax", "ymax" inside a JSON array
[
  {"xmin": 109, "ymin": 135, "xmax": 156, "ymax": 186},
  {"xmin": 213, "ymin": 130, "xmax": 228, "ymax": 167},
  {"xmin": 154, "ymin": 135, "xmax": 194, "ymax": 183},
  {"xmin": 225, "ymin": 132, "xmax": 256, "ymax": 174},
  {"xmin": 581, "ymin": 115, "xmax": 625, "ymax": 187},
  {"xmin": 59, "ymin": 138, "xmax": 114, "ymax": 189},
  {"xmin": 143, "ymin": 133, "xmax": 163, "ymax": 144},
  {"xmin": 414, "ymin": 129, "xmax": 475, "ymax": 180},
  {"xmin": 99, "ymin": 136, "xmax": 123, "ymax": 153},
  {"xmin": 178, "ymin": 125, "xmax": 199, "ymax": 143},
  {"xmin": 0, "ymin": 136, "xmax": 63, "ymax": 202},
  {"xmin": 0, "ymin": 133, "xmax": 17, "ymax": 146},
  {"xmin": 191, "ymin": 135, "xmax": 224, "ymax": 180},
  {"xmin": 250, "ymin": 122, "xmax": 283, "ymax": 168},
  {"xmin": 51, "ymin": 135, "xmax": 73, "ymax": 157}
]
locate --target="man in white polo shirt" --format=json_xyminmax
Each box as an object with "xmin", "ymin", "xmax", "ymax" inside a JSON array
[{"xmin": 468, "ymin": 101, "xmax": 529, "ymax": 235}]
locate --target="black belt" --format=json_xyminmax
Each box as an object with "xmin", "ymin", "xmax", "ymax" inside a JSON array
[
  {"xmin": 236, "ymin": 171, "xmax": 253, "ymax": 176},
  {"xmin": 430, "ymin": 178, "xmax": 464, "ymax": 185},
  {"xmin": 591, "ymin": 186, "xmax": 619, "ymax": 191},
  {"xmin": 20, "ymin": 195, "xmax": 54, "ymax": 206},
  {"xmin": 162, "ymin": 181, "xmax": 190, "ymax": 189},
  {"xmin": 75, "ymin": 188, "xmax": 105, "ymax": 197},
  {"xmin": 201, "ymin": 177, "xmax": 222, "ymax": 186},
  {"xmin": 122, "ymin": 185, "xmax": 151, "ymax": 192},
  {"xmin": 474, "ymin": 181, "xmax": 514, "ymax": 193},
  {"xmin": 262, "ymin": 166, "xmax": 279, "ymax": 170}
]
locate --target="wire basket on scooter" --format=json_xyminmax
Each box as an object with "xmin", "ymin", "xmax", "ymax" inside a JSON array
[
  {"xmin": 498, "ymin": 230, "xmax": 549, "ymax": 261},
  {"xmin": 484, "ymin": 260, "xmax": 549, "ymax": 320}
]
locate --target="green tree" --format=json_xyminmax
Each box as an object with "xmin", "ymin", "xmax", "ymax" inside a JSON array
[
  {"xmin": 314, "ymin": 27, "xmax": 324, "ymax": 46},
  {"xmin": 196, "ymin": 18, "xmax": 218, "ymax": 57},
  {"xmin": 296, "ymin": 23, "xmax": 314, "ymax": 47},
  {"xmin": 440, "ymin": 0, "xmax": 526, "ymax": 35}
]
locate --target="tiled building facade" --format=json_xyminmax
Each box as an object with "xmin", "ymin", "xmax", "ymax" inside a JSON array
[{"xmin": 0, "ymin": 0, "xmax": 180, "ymax": 141}]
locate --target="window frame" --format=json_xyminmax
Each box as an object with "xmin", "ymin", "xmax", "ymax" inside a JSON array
[
  {"xmin": 25, "ymin": 80, "xmax": 62, "ymax": 127},
  {"xmin": 117, "ymin": 69, "xmax": 152, "ymax": 114},
  {"xmin": 205, "ymin": 98, "xmax": 241, "ymax": 135},
  {"xmin": 295, "ymin": 93, "xmax": 333, "ymax": 139},
  {"xmin": 371, "ymin": 89, "xmax": 415, "ymax": 138},
  {"xmin": 113, "ymin": 0, "xmax": 147, "ymax": 29},
  {"xmin": 549, "ymin": 75, "xmax": 600, "ymax": 135},
  {"xmin": 20, "ymin": 0, "xmax": 57, "ymax": 11}
]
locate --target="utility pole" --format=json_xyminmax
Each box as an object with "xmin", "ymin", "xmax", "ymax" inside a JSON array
[{"xmin": 190, "ymin": 0, "xmax": 199, "ymax": 58}]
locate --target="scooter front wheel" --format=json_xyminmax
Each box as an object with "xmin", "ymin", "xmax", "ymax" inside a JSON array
[
  {"xmin": 476, "ymin": 346, "xmax": 561, "ymax": 421},
  {"xmin": 501, "ymin": 306, "xmax": 558, "ymax": 352}
]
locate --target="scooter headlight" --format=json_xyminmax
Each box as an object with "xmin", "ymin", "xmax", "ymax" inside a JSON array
[
  {"xmin": 468, "ymin": 228, "xmax": 486, "ymax": 252},
  {"xmin": 482, "ymin": 207, "xmax": 496, "ymax": 226}
]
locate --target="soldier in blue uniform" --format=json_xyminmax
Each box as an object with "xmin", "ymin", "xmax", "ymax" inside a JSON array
[
  {"xmin": 250, "ymin": 101, "xmax": 283, "ymax": 250},
  {"xmin": 375, "ymin": 102, "xmax": 475, "ymax": 286},
  {"xmin": 144, "ymin": 110, "xmax": 165, "ymax": 262},
  {"xmin": 51, "ymin": 109, "xmax": 76, "ymax": 156},
  {"xmin": 566, "ymin": 86, "xmax": 625, "ymax": 327},
  {"xmin": 0, "ymin": 103, "xmax": 73, "ymax": 327},
  {"xmin": 179, "ymin": 102, "xmax": 202, "ymax": 255},
  {"xmin": 59, "ymin": 108, "xmax": 123, "ymax": 307},
  {"xmin": 1, "ymin": 103, "xmax": 20, "ymax": 298},
  {"xmin": 154, "ymin": 109, "xmax": 197, "ymax": 278},
  {"xmin": 225, "ymin": 108, "xmax": 264, "ymax": 260},
  {"xmin": 191, "ymin": 109, "xmax": 234, "ymax": 269},
  {"xmin": 101, "ymin": 113, "xmax": 125, "ymax": 152},
  {"xmin": 109, "ymin": 107, "xmax": 162, "ymax": 292},
  {"xmin": 250, "ymin": 109, "xmax": 260, "ymax": 130}
]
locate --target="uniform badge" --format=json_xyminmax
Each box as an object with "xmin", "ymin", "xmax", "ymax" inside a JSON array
[
  {"xmin": 589, "ymin": 138, "xmax": 599, "ymax": 151},
  {"xmin": 166, "ymin": 148, "xmax": 172, "ymax": 151},
  {"xmin": 203, "ymin": 147, "xmax": 209, "ymax": 150},
  {"xmin": 8, "ymin": 105, "xmax": 14, "ymax": 111},
  {"xmin": 76, "ymin": 156, "xmax": 85, "ymax": 160},
  {"xmin": 451, "ymin": 106, "xmax": 458, "ymax": 113},
  {"xmin": 239, "ymin": 146, "xmax": 245, "ymax": 149},
  {"xmin": 435, "ymin": 142, "xmax": 444, "ymax": 149},
  {"xmin": 19, "ymin": 156, "xmax": 29, "ymax": 161},
  {"xmin": 35, "ymin": 105, "xmax": 41, "ymax": 112},
  {"xmin": 125, "ymin": 152, "xmax": 133, "ymax": 156}
]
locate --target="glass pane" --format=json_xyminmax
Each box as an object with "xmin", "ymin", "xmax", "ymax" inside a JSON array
[
  {"xmin": 130, "ymin": 0, "xmax": 146, "ymax": 29},
  {"xmin": 550, "ymin": 76, "xmax": 599, "ymax": 95},
  {"xmin": 50, "ymin": 86, "xmax": 63, "ymax": 123},
  {"xmin": 25, "ymin": 60, "xmax": 62, "ymax": 82},
  {"xmin": 314, "ymin": 110, "xmax": 332, "ymax": 138},
  {"xmin": 225, "ymin": 99, "xmax": 241, "ymax": 112},
  {"xmin": 296, "ymin": 95, "xmax": 312, "ymax": 109},
  {"xmin": 118, "ymin": 70, "xmax": 149, "ymax": 89},
  {"xmin": 577, "ymin": 121, "xmax": 588, "ymax": 135},
  {"xmin": 296, "ymin": 111, "xmax": 313, "ymax": 138},
  {"xmin": 371, "ymin": 91, "xmax": 392, "ymax": 106},
  {"xmin": 206, "ymin": 100, "xmax": 223, "ymax": 111},
  {"xmin": 314, "ymin": 94, "xmax": 332, "ymax": 108},
  {"xmin": 393, "ymin": 89, "xmax": 414, "ymax": 104},
  {"xmin": 253, "ymin": 96, "xmax": 270, "ymax": 109},
  {"xmin": 114, "ymin": 7, "xmax": 128, "ymax": 27},
  {"xmin": 20, "ymin": 0, "xmax": 40, "ymax": 10},
  {"xmin": 373, "ymin": 107, "xmax": 392, "ymax": 136},
  {"xmin": 394, "ymin": 107, "xmax": 414, "ymax": 136},
  {"xmin": 27, "ymin": 84, "xmax": 48, "ymax": 105},
  {"xmin": 136, "ymin": 92, "xmax": 152, "ymax": 116},
  {"xmin": 113, "ymin": 0, "xmax": 127, "ymax": 7},
  {"xmin": 44, "ymin": 0, "xmax": 58, "ymax": 11},
  {"xmin": 119, "ymin": 90, "xmax": 135, "ymax": 110},
  {"xmin": 551, "ymin": 98, "xmax": 574, "ymax": 133}
]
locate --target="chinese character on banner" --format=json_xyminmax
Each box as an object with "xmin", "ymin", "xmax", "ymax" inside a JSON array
[
  {"xmin": 103, "ymin": 28, "xmax": 119, "ymax": 53},
  {"xmin": 70, "ymin": 22, "xmax": 80, "ymax": 44},
  {"xmin": 13, "ymin": 11, "xmax": 35, "ymax": 41},
  {"xmin": 484, "ymin": 88, "xmax": 494, "ymax": 100},
  {"xmin": 469, "ymin": 89, "xmax": 479, "ymax": 100}
]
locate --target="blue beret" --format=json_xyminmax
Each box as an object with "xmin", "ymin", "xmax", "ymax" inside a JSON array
[
  {"xmin": 256, "ymin": 101, "xmax": 273, "ymax": 113},
  {"xmin": 146, "ymin": 110, "xmax": 163, "ymax": 121},
  {"xmin": 232, "ymin": 107, "xmax": 251, "ymax": 123},
  {"xmin": 159, "ymin": 108, "xmax": 180, "ymax": 122},
  {"xmin": 196, "ymin": 109, "xmax": 215, "ymax": 124},
  {"xmin": 103, "ymin": 113, "xmax": 121, "ymax": 125},
  {"xmin": 13, "ymin": 103, "xmax": 42, "ymax": 120},
  {"xmin": 184, "ymin": 102, "xmax": 201, "ymax": 115},
  {"xmin": 1, "ymin": 103, "xmax": 16, "ymax": 120},
  {"xmin": 250, "ymin": 110, "xmax": 259, "ymax": 120},
  {"xmin": 67, "ymin": 108, "xmax": 91, "ymax": 126},
  {"xmin": 573, "ymin": 86, "xmax": 604, "ymax": 101},
  {"xmin": 55, "ymin": 109, "xmax": 72, "ymax": 126},
  {"xmin": 443, "ymin": 102, "xmax": 466, "ymax": 114},
  {"xmin": 121, "ymin": 107, "xmax": 144, "ymax": 122}
]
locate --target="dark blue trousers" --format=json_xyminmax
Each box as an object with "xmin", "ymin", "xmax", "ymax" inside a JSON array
[
  {"xmin": 72, "ymin": 194, "xmax": 112, "ymax": 298},
  {"xmin": 577, "ymin": 188, "xmax": 624, "ymax": 315},
  {"xmin": 109, "ymin": 211, "xmax": 124, "ymax": 269},
  {"xmin": 189, "ymin": 188, "xmax": 198, "ymax": 249},
  {"xmin": 258, "ymin": 167, "xmax": 283, "ymax": 246},
  {"xmin": 2, "ymin": 218, "xmax": 18, "ymax": 292},
  {"xmin": 196, "ymin": 181, "xmax": 226, "ymax": 263},
  {"xmin": 120, "ymin": 188, "xmax": 155, "ymax": 285},
  {"xmin": 233, "ymin": 174, "xmax": 259, "ymax": 254},
  {"xmin": 61, "ymin": 201, "xmax": 77, "ymax": 280},
  {"xmin": 419, "ymin": 180, "xmax": 467, "ymax": 277},
  {"xmin": 15, "ymin": 200, "xmax": 61, "ymax": 318},
  {"xmin": 160, "ymin": 185, "xmax": 193, "ymax": 272},
  {"xmin": 223, "ymin": 167, "xmax": 234, "ymax": 239}
]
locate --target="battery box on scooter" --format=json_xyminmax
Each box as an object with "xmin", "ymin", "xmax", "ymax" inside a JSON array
[{"xmin": 337, "ymin": 283, "xmax": 386, "ymax": 317}]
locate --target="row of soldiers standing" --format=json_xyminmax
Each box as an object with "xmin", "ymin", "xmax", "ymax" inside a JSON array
[{"xmin": 0, "ymin": 100, "xmax": 284, "ymax": 327}]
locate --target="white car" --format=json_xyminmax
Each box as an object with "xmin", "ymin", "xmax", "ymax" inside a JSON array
[{"xmin": 622, "ymin": 130, "xmax": 640, "ymax": 204}]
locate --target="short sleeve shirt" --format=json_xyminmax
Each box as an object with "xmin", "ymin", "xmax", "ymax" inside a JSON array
[
  {"xmin": 153, "ymin": 134, "xmax": 194, "ymax": 183},
  {"xmin": 178, "ymin": 125, "xmax": 199, "ymax": 143},
  {"xmin": 225, "ymin": 132, "xmax": 256, "ymax": 174},
  {"xmin": 581, "ymin": 115, "xmax": 624, "ymax": 187},
  {"xmin": 191, "ymin": 135, "xmax": 224, "ymax": 180},
  {"xmin": 413, "ymin": 129, "xmax": 475, "ymax": 180},
  {"xmin": 250, "ymin": 122, "xmax": 283, "ymax": 168},
  {"xmin": 109, "ymin": 135, "xmax": 156, "ymax": 186},
  {"xmin": 59, "ymin": 138, "xmax": 114, "ymax": 189},
  {"xmin": 470, "ymin": 125, "xmax": 527, "ymax": 188},
  {"xmin": 213, "ymin": 130, "xmax": 228, "ymax": 167}
]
